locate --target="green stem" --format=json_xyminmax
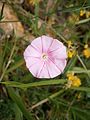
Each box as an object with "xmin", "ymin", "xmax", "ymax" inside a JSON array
[
  {"xmin": 75, "ymin": 18, "xmax": 90, "ymax": 25},
  {"xmin": 31, "ymin": 89, "xmax": 64, "ymax": 109},
  {"xmin": 0, "ymin": 39, "xmax": 17, "ymax": 81},
  {"xmin": 77, "ymin": 54, "xmax": 90, "ymax": 79}
]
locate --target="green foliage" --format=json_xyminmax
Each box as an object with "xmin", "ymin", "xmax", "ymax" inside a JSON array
[
  {"xmin": 0, "ymin": 99, "xmax": 14, "ymax": 120},
  {"xmin": 0, "ymin": 0, "xmax": 90, "ymax": 120}
]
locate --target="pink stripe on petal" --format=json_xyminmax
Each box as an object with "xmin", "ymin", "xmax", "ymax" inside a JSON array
[
  {"xmin": 48, "ymin": 47, "xmax": 60, "ymax": 53},
  {"xmin": 36, "ymin": 62, "xmax": 45, "ymax": 78},
  {"xmin": 41, "ymin": 36, "xmax": 43, "ymax": 52},
  {"xmin": 24, "ymin": 45, "xmax": 41, "ymax": 58},
  {"xmin": 49, "ymin": 39, "xmax": 63, "ymax": 51},
  {"xmin": 48, "ymin": 57, "xmax": 62, "ymax": 72},
  {"xmin": 24, "ymin": 56, "xmax": 40, "ymax": 59},
  {"xmin": 49, "ymin": 46, "xmax": 67, "ymax": 59},
  {"xmin": 41, "ymin": 35, "xmax": 54, "ymax": 52},
  {"xmin": 29, "ymin": 60, "xmax": 44, "ymax": 77},
  {"xmin": 30, "ymin": 44, "xmax": 41, "ymax": 53},
  {"xmin": 54, "ymin": 59, "xmax": 67, "ymax": 72},
  {"xmin": 37, "ymin": 63, "xmax": 51, "ymax": 78},
  {"xmin": 46, "ymin": 63, "xmax": 51, "ymax": 78},
  {"xmin": 46, "ymin": 59, "xmax": 61, "ymax": 78},
  {"xmin": 24, "ymin": 57, "xmax": 41, "ymax": 70},
  {"xmin": 31, "ymin": 37, "xmax": 42, "ymax": 52}
]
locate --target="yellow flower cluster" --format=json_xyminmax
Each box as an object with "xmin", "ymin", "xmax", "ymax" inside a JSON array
[
  {"xmin": 68, "ymin": 9, "xmax": 90, "ymax": 24},
  {"xmin": 28, "ymin": 0, "xmax": 41, "ymax": 5},
  {"xmin": 67, "ymin": 40, "xmax": 76, "ymax": 58},
  {"xmin": 67, "ymin": 40, "xmax": 72, "ymax": 48},
  {"xmin": 83, "ymin": 44, "xmax": 90, "ymax": 58},
  {"xmin": 66, "ymin": 73, "xmax": 81, "ymax": 88},
  {"xmin": 86, "ymin": 11, "xmax": 90, "ymax": 18},
  {"xmin": 67, "ymin": 49, "xmax": 76, "ymax": 58},
  {"xmin": 75, "ymin": 93, "xmax": 81, "ymax": 100},
  {"xmin": 80, "ymin": 10, "xmax": 86, "ymax": 16},
  {"xmin": 80, "ymin": 10, "xmax": 90, "ymax": 18},
  {"xmin": 68, "ymin": 13, "xmax": 79, "ymax": 23}
]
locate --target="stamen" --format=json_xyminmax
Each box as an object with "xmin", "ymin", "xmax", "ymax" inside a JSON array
[{"xmin": 42, "ymin": 53, "xmax": 48, "ymax": 60}]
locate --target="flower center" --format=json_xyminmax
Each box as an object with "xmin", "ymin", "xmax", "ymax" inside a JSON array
[{"xmin": 42, "ymin": 53, "xmax": 48, "ymax": 60}]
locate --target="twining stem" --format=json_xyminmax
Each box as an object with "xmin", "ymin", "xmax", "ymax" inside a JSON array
[{"xmin": 31, "ymin": 89, "xmax": 64, "ymax": 109}]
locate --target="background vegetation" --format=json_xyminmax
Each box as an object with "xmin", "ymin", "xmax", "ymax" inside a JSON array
[{"xmin": 0, "ymin": 0, "xmax": 90, "ymax": 120}]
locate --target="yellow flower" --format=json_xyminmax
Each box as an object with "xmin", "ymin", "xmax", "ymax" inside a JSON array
[
  {"xmin": 67, "ymin": 40, "xmax": 72, "ymax": 48},
  {"xmin": 67, "ymin": 49, "xmax": 76, "ymax": 58},
  {"xmin": 68, "ymin": 13, "xmax": 79, "ymax": 23},
  {"xmin": 76, "ymin": 93, "xmax": 81, "ymax": 100},
  {"xmin": 80, "ymin": 10, "xmax": 86, "ymax": 16},
  {"xmin": 47, "ymin": 15, "xmax": 56, "ymax": 26},
  {"xmin": 66, "ymin": 73, "xmax": 81, "ymax": 88},
  {"xmin": 83, "ymin": 47, "xmax": 90, "ymax": 58},
  {"xmin": 86, "ymin": 11, "xmax": 90, "ymax": 18},
  {"xmin": 84, "ymin": 44, "xmax": 88, "ymax": 48},
  {"xmin": 28, "ymin": 0, "xmax": 41, "ymax": 5}
]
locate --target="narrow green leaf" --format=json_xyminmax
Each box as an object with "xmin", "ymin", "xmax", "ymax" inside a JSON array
[
  {"xmin": 58, "ymin": 5, "xmax": 90, "ymax": 13},
  {"xmin": 72, "ymin": 111, "xmax": 77, "ymax": 120},
  {"xmin": 76, "ymin": 18, "xmax": 90, "ymax": 25},
  {"xmin": 1, "ymin": 79, "xmax": 66, "ymax": 89},
  {"xmin": 71, "ymin": 87, "xmax": 90, "ymax": 92},
  {"xmin": 7, "ymin": 87, "xmax": 34, "ymax": 120},
  {"xmin": 68, "ymin": 67, "xmax": 90, "ymax": 73},
  {"xmin": 63, "ymin": 54, "xmax": 78, "ymax": 75},
  {"xmin": 13, "ymin": 103, "xmax": 23, "ymax": 120},
  {"xmin": 34, "ymin": 1, "xmax": 39, "ymax": 35}
]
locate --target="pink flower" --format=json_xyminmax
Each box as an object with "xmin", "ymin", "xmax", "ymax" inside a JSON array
[{"xmin": 24, "ymin": 35, "xmax": 67, "ymax": 78}]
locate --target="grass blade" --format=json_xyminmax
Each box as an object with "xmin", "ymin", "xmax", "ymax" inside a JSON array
[
  {"xmin": 7, "ymin": 87, "xmax": 34, "ymax": 120},
  {"xmin": 6, "ymin": 59, "xmax": 24, "ymax": 73},
  {"xmin": 63, "ymin": 54, "xmax": 78, "ymax": 75}
]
